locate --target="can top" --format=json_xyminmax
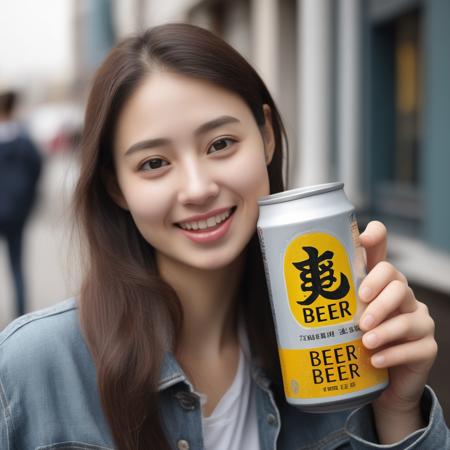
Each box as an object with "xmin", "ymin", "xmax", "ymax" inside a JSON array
[{"xmin": 258, "ymin": 182, "xmax": 344, "ymax": 206}]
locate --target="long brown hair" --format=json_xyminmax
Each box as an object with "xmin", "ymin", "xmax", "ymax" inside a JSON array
[{"xmin": 73, "ymin": 23, "xmax": 287, "ymax": 449}]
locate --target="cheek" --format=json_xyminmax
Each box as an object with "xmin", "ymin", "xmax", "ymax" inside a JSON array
[
  {"xmin": 119, "ymin": 176, "xmax": 172, "ymax": 226},
  {"xmin": 227, "ymin": 147, "xmax": 270, "ymax": 199}
]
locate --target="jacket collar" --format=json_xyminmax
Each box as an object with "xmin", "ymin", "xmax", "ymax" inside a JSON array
[
  {"xmin": 157, "ymin": 350, "xmax": 272, "ymax": 392},
  {"xmin": 158, "ymin": 351, "xmax": 191, "ymax": 391}
]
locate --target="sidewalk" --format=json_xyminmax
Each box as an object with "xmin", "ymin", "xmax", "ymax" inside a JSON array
[{"xmin": 0, "ymin": 151, "xmax": 80, "ymax": 329}]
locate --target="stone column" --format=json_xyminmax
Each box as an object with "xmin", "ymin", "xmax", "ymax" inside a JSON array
[
  {"xmin": 337, "ymin": 0, "xmax": 364, "ymax": 207},
  {"xmin": 295, "ymin": 0, "xmax": 332, "ymax": 187}
]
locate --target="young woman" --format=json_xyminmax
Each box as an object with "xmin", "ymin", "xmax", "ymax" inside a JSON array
[{"xmin": 0, "ymin": 23, "xmax": 448, "ymax": 450}]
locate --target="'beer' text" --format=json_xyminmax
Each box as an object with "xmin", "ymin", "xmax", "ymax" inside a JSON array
[{"xmin": 309, "ymin": 344, "xmax": 360, "ymax": 384}]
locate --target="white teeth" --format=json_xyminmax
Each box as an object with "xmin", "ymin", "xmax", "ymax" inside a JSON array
[{"xmin": 178, "ymin": 208, "xmax": 233, "ymax": 231}]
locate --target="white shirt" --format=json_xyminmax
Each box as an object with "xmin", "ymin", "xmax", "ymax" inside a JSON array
[{"xmin": 199, "ymin": 328, "xmax": 260, "ymax": 450}]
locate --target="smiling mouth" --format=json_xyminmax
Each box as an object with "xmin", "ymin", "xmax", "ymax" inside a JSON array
[{"xmin": 175, "ymin": 206, "xmax": 237, "ymax": 232}]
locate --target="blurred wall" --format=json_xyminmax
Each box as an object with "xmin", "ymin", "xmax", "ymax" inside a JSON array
[{"xmin": 112, "ymin": 0, "xmax": 449, "ymax": 294}]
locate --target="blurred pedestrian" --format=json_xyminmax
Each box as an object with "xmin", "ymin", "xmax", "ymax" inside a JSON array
[{"xmin": 0, "ymin": 90, "xmax": 42, "ymax": 317}]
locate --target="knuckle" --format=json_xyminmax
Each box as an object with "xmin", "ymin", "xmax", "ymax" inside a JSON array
[
  {"xmin": 377, "ymin": 260, "xmax": 396, "ymax": 277},
  {"xmin": 420, "ymin": 301, "xmax": 430, "ymax": 315},
  {"xmin": 428, "ymin": 339, "xmax": 438, "ymax": 358},
  {"xmin": 398, "ymin": 271, "xmax": 409, "ymax": 284},
  {"xmin": 375, "ymin": 260, "xmax": 407, "ymax": 285},
  {"xmin": 426, "ymin": 316, "xmax": 436, "ymax": 335},
  {"xmin": 390, "ymin": 279, "xmax": 408, "ymax": 296}
]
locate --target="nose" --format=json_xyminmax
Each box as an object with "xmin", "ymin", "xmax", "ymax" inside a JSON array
[{"xmin": 177, "ymin": 159, "xmax": 219, "ymax": 205}]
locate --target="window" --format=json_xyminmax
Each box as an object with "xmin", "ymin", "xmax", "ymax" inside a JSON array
[{"xmin": 369, "ymin": 7, "xmax": 423, "ymax": 233}]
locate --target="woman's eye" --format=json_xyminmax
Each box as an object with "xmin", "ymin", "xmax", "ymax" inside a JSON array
[
  {"xmin": 208, "ymin": 138, "xmax": 236, "ymax": 154},
  {"xmin": 140, "ymin": 158, "xmax": 169, "ymax": 171}
]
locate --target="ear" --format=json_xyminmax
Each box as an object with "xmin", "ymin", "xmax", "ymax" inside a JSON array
[
  {"xmin": 101, "ymin": 168, "xmax": 129, "ymax": 210},
  {"xmin": 262, "ymin": 104, "xmax": 275, "ymax": 165}
]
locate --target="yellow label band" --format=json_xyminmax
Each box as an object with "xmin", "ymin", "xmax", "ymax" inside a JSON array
[
  {"xmin": 279, "ymin": 339, "xmax": 388, "ymax": 399},
  {"xmin": 284, "ymin": 232, "xmax": 357, "ymax": 328}
]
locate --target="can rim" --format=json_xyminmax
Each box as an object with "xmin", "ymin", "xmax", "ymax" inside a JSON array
[{"xmin": 258, "ymin": 182, "xmax": 344, "ymax": 205}]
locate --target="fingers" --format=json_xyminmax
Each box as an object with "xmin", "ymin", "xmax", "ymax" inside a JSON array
[
  {"xmin": 359, "ymin": 261, "xmax": 408, "ymax": 305},
  {"xmin": 357, "ymin": 222, "xmax": 438, "ymax": 376},
  {"xmin": 362, "ymin": 301, "xmax": 437, "ymax": 372},
  {"xmin": 369, "ymin": 337, "xmax": 438, "ymax": 369},
  {"xmin": 362, "ymin": 302, "xmax": 435, "ymax": 351},
  {"xmin": 360, "ymin": 221, "xmax": 387, "ymax": 271},
  {"xmin": 359, "ymin": 265, "xmax": 415, "ymax": 331}
]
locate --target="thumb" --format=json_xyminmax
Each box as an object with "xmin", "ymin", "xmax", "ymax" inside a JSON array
[{"xmin": 359, "ymin": 221, "xmax": 388, "ymax": 271}]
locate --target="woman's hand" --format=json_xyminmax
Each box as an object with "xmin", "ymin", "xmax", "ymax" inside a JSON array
[{"xmin": 358, "ymin": 221, "xmax": 438, "ymax": 444}]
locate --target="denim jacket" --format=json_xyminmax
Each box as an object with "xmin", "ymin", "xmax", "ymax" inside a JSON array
[{"xmin": 1, "ymin": 298, "xmax": 449, "ymax": 450}]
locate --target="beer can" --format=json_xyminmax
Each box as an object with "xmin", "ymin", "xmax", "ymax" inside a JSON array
[{"xmin": 257, "ymin": 182, "xmax": 389, "ymax": 413}]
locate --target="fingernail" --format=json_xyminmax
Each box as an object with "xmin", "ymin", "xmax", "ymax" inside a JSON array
[
  {"xmin": 372, "ymin": 354, "xmax": 385, "ymax": 367},
  {"xmin": 361, "ymin": 314, "xmax": 375, "ymax": 329},
  {"xmin": 363, "ymin": 332, "xmax": 378, "ymax": 348},
  {"xmin": 359, "ymin": 286, "xmax": 372, "ymax": 301}
]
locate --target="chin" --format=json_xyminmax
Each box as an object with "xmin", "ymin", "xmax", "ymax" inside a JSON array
[
  {"xmin": 187, "ymin": 246, "xmax": 247, "ymax": 272},
  {"xmin": 189, "ymin": 256, "xmax": 239, "ymax": 272}
]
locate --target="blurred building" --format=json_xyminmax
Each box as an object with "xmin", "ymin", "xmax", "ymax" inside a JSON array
[{"xmin": 73, "ymin": 0, "xmax": 450, "ymax": 295}]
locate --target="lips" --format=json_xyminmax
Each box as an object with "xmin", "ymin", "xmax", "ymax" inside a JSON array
[
  {"xmin": 175, "ymin": 207, "xmax": 237, "ymax": 243},
  {"xmin": 175, "ymin": 206, "xmax": 237, "ymax": 232}
]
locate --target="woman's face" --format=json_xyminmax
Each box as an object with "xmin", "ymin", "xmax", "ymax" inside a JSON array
[{"xmin": 111, "ymin": 71, "xmax": 274, "ymax": 273}]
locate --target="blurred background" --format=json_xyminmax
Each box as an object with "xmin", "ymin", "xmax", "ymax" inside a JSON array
[{"xmin": 0, "ymin": 0, "xmax": 449, "ymax": 421}]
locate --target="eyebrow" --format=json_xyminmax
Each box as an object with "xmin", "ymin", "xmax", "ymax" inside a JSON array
[{"xmin": 124, "ymin": 115, "xmax": 241, "ymax": 157}]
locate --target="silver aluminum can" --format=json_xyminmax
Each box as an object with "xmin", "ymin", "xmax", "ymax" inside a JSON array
[{"xmin": 257, "ymin": 182, "xmax": 389, "ymax": 412}]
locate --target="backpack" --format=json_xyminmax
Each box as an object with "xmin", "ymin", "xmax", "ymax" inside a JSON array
[{"xmin": 0, "ymin": 134, "xmax": 42, "ymax": 228}]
